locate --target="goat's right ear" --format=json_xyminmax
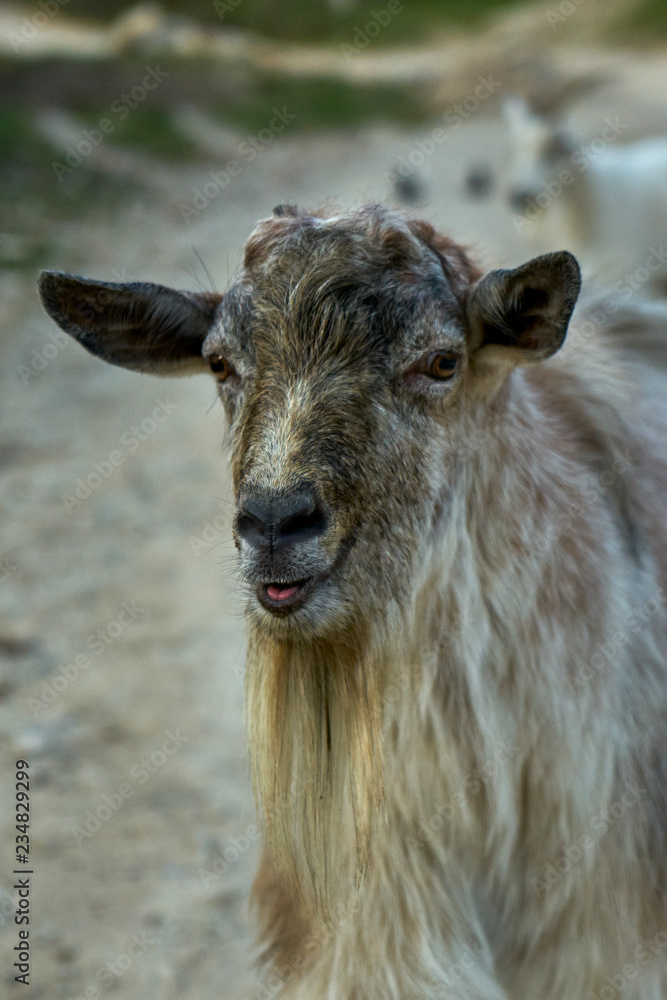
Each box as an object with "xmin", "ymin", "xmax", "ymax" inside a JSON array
[
  {"xmin": 37, "ymin": 272, "xmax": 223, "ymax": 375},
  {"xmin": 465, "ymin": 251, "xmax": 581, "ymax": 369}
]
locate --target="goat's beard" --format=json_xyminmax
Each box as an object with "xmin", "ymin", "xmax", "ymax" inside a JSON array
[{"xmin": 245, "ymin": 627, "xmax": 389, "ymax": 924}]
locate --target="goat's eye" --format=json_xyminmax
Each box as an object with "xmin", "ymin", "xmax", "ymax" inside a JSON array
[
  {"xmin": 405, "ymin": 351, "xmax": 460, "ymax": 382},
  {"xmin": 427, "ymin": 353, "xmax": 458, "ymax": 379},
  {"xmin": 209, "ymin": 356, "xmax": 231, "ymax": 379}
]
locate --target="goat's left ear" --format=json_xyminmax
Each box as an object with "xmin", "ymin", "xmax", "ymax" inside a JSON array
[
  {"xmin": 466, "ymin": 251, "xmax": 581, "ymax": 366},
  {"xmin": 38, "ymin": 271, "xmax": 223, "ymax": 375}
]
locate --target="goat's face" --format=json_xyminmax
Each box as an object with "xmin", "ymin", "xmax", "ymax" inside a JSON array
[
  {"xmin": 207, "ymin": 209, "xmax": 485, "ymax": 640},
  {"xmin": 39, "ymin": 206, "xmax": 581, "ymax": 643},
  {"xmin": 503, "ymin": 96, "xmax": 576, "ymax": 214}
]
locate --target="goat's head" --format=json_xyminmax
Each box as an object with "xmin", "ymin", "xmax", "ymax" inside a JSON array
[
  {"xmin": 39, "ymin": 205, "xmax": 580, "ymax": 916},
  {"xmin": 503, "ymin": 95, "xmax": 578, "ymax": 213},
  {"xmin": 39, "ymin": 204, "xmax": 581, "ymax": 646}
]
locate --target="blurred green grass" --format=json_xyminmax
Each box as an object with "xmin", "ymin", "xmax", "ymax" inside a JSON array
[
  {"xmin": 0, "ymin": 66, "xmax": 433, "ymax": 249},
  {"xmin": 617, "ymin": 0, "xmax": 667, "ymax": 39},
  {"xmin": 208, "ymin": 75, "xmax": 430, "ymax": 130},
  {"xmin": 66, "ymin": 0, "xmax": 524, "ymax": 44},
  {"xmin": 1, "ymin": 64, "xmax": 432, "ymax": 169},
  {"xmin": 78, "ymin": 106, "xmax": 199, "ymax": 160},
  {"xmin": 2, "ymin": 0, "xmax": 665, "ymax": 267},
  {"xmin": 0, "ymin": 107, "xmax": 51, "ymax": 167},
  {"xmin": 89, "ymin": 76, "xmax": 429, "ymax": 155}
]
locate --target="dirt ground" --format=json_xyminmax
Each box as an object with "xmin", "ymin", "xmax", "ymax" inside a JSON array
[{"xmin": 1, "ymin": 50, "xmax": 666, "ymax": 999}]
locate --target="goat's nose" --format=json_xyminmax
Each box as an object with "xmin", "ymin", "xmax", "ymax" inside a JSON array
[
  {"xmin": 235, "ymin": 487, "xmax": 327, "ymax": 551},
  {"xmin": 509, "ymin": 188, "xmax": 535, "ymax": 212}
]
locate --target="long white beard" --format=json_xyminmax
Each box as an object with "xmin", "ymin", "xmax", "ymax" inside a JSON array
[{"xmin": 245, "ymin": 629, "xmax": 390, "ymax": 924}]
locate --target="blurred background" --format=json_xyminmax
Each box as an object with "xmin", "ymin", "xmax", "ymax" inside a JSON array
[{"xmin": 0, "ymin": 1, "xmax": 666, "ymax": 997}]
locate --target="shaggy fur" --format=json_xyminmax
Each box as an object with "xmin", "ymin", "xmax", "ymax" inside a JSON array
[{"xmin": 39, "ymin": 205, "xmax": 667, "ymax": 1000}]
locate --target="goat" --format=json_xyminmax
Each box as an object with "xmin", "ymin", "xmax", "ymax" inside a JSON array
[
  {"xmin": 39, "ymin": 203, "xmax": 667, "ymax": 999},
  {"xmin": 504, "ymin": 95, "xmax": 667, "ymax": 292}
]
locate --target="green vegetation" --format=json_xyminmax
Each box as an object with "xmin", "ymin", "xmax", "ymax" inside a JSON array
[
  {"xmin": 0, "ymin": 64, "xmax": 431, "ymax": 172},
  {"xmin": 0, "ymin": 107, "xmax": 51, "ymax": 168},
  {"xmin": 54, "ymin": 71, "xmax": 430, "ymax": 163},
  {"xmin": 0, "ymin": 64, "xmax": 432, "ymax": 247},
  {"xmin": 613, "ymin": 0, "xmax": 667, "ymax": 40},
  {"xmin": 78, "ymin": 107, "xmax": 200, "ymax": 160},
  {"xmin": 210, "ymin": 74, "xmax": 430, "ymax": 132},
  {"xmin": 67, "ymin": 0, "xmax": 523, "ymax": 44}
]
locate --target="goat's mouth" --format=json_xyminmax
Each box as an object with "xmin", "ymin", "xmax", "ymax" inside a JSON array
[
  {"xmin": 252, "ymin": 534, "xmax": 357, "ymax": 620},
  {"xmin": 258, "ymin": 577, "xmax": 315, "ymax": 615}
]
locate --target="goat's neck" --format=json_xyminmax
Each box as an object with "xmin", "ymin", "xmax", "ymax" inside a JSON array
[
  {"xmin": 399, "ymin": 363, "xmax": 621, "ymax": 762},
  {"xmin": 382, "ymin": 366, "xmax": 625, "ymax": 874}
]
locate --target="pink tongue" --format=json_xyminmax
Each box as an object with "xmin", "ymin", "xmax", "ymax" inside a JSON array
[{"xmin": 267, "ymin": 583, "xmax": 300, "ymax": 602}]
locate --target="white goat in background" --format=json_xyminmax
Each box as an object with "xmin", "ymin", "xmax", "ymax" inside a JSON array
[{"xmin": 504, "ymin": 95, "xmax": 667, "ymax": 294}]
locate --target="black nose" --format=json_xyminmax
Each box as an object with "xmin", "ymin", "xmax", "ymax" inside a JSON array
[{"xmin": 235, "ymin": 487, "xmax": 327, "ymax": 552}]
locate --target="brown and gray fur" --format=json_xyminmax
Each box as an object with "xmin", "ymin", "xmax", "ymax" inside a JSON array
[{"xmin": 39, "ymin": 204, "xmax": 667, "ymax": 999}]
